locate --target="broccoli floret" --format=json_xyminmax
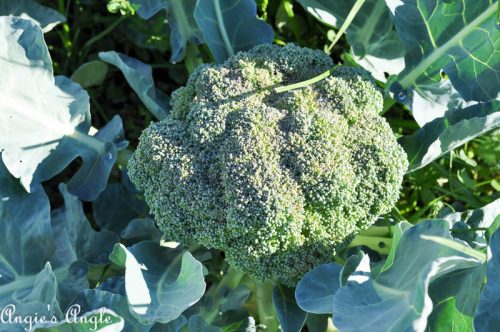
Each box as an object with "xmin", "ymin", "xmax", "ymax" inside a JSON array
[{"xmin": 128, "ymin": 44, "xmax": 408, "ymax": 286}]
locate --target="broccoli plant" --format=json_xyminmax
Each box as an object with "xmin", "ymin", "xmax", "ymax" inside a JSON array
[
  {"xmin": 0, "ymin": 0, "xmax": 499, "ymax": 331},
  {"xmin": 128, "ymin": 44, "xmax": 408, "ymax": 286}
]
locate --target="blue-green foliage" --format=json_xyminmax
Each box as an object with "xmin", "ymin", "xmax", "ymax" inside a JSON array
[
  {"xmin": 194, "ymin": 0, "xmax": 274, "ymax": 63},
  {"xmin": 295, "ymin": 263, "xmax": 342, "ymax": 314},
  {"xmin": 122, "ymin": 0, "xmax": 274, "ymax": 64},
  {"xmin": 333, "ymin": 220, "xmax": 484, "ymax": 332},
  {"xmin": 387, "ymin": 0, "xmax": 500, "ymax": 127},
  {"xmin": 1, "ymin": 0, "xmax": 500, "ymax": 331},
  {"xmin": 109, "ymin": 242, "xmax": 206, "ymax": 325},
  {"xmin": 0, "ymin": 17, "xmax": 128, "ymax": 201},
  {"xmin": 388, "ymin": 0, "xmax": 499, "ymax": 102},
  {"xmin": 303, "ymin": 0, "xmax": 499, "ymax": 128},
  {"xmin": 93, "ymin": 171, "xmax": 150, "ymax": 234},
  {"xmin": 0, "ymin": 0, "xmax": 65, "ymax": 32},
  {"xmin": 99, "ymin": 51, "xmax": 171, "ymax": 120},
  {"xmin": 129, "ymin": 0, "xmax": 203, "ymax": 63},
  {"xmin": 292, "ymin": 207, "xmax": 500, "ymax": 332},
  {"xmin": 272, "ymin": 285, "xmax": 307, "ymax": 332},
  {"xmin": 0, "ymin": 160, "xmax": 89, "ymax": 331},
  {"xmin": 474, "ymin": 230, "xmax": 500, "ymax": 331},
  {"xmin": 399, "ymin": 101, "xmax": 500, "ymax": 171},
  {"xmin": 297, "ymin": 0, "xmax": 404, "ymax": 81}
]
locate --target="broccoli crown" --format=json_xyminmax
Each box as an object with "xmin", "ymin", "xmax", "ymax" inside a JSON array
[{"xmin": 128, "ymin": 44, "xmax": 408, "ymax": 286}]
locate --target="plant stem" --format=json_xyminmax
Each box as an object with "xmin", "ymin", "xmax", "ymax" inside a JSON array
[
  {"xmin": 497, "ymin": 0, "xmax": 500, "ymax": 25},
  {"xmin": 274, "ymin": 0, "xmax": 366, "ymax": 94},
  {"xmin": 184, "ymin": 43, "xmax": 204, "ymax": 73},
  {"xmin": 255, "ymin": 282, "xmax": 279, "ymax": 332},
  {"xmin": 326, "ymin": 0, "xmax": 366, "ymax": 53},
  {"xmin": 349, "ymin": 235, "xmax": 393, "ymax": 255},
  {"xmin": 452, "ymin": 227, "xmax": 489, "ymax": 232}
]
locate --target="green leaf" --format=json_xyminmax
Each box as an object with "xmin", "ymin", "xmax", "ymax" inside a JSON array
[
  {"xmin": 51, "ymin": 184, "xmax": 120, "ymax": 265},
  {"xmin": 121, "ymin": 219, "xmax": 162, "ymax": 243},
  {"xmin": 388, "ymin": 0, "xmax": 500, "ymax": 102},
  {"xmin": 487, "ymin": 215, "xmax": 500, "ymax": 242},
  {"xmin": 0, "ymin": 17, "xmax": 128, "ymax": 201},
  {"xmin": 427, "ymin": 299, "xmax": 472, "ymax": 332},
  {"xmin": 129, "ymin": 0, "xmax": 202, "ymax": 62},
  {"xmin": 69, "ymin": 289, "xmax": 152, "ymax": 332},
  {"xmin": 295, "ymin": 263, "xmax": 342, "ymax": 314},
  {"xmin": 194, "ymin": 0, "xmax": 274, "ymax": 63},
  {"xmin": 399, "ymin": 101, "xmax": 500, "ymax": 172},
  {"xmin": 93, "ymin": 172, "xmax": 149, "ymax": 234},
  {"xmin": 151, "ymin": 316, "xmax": 187, "ymax": 332},
  {"xmin": 99, "ymin": 51, "xmax": 170, "ymax": 120},
  {"xmin": 0, "ymin": 160, "xmax": 89, "ymax": 330},
  {"xmin": 427, "ymin": 263, "xmax": 485, "ymax": 331},
  {"xmin": 298, "ymin": 0, "xmax": 405, "ymax": 81},
  {"xmin": 121, "ymin": 13, "xmax": 170, "ymax": 52},
  {"xmin": 0, "ymin": 160, "xmax": 54, "ymax": 275},
  {"xmin": 379, "ymin": 221, "xmax": 412, "ymax": 273},
  {"xmin": 444, "ymin": 198, "xmax": 500, "ymax": 248},
  {"xmin": 109, "ymin": 242, "xmax": 206, "ymax": 324},
  {"xmin": 301, "ymin": 0, "xmax": 403, "ymax": 58},
  {"xmin": 333, "ymin": 220, "xmax": 484, "ymax": 332},
  {"xmin": 305, "ymin": 314, "xmax": 329, "ymax": 332},
  {"xmin": 0, "ymin": 0, "xmax": 65, "ymax": 32},
  {"xmin": 70, "ymin": 61, "xmax": 109, "ymax": 89},
  {"xmin": 408, "ymin": 80, "xmax": 475, "ymax": 126},
  {"xmin": 272, "ymin": 285, "xmax": 307, "ymax": 332},
  {"xmin": 474, "ymin": 229, "xmax": 500, "ymax": 331},
  {"xmin": 420, "ymin": 235, "xmax": 486, "ymax": 262},
  {"xmin": 296, "ymin": 0, "xmax": 340, "ymax": 27}
]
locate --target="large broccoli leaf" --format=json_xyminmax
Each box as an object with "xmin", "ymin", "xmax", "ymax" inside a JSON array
[
  {"xmin": 109, "ymin": 242, "xmax": 206, "ymax": 325},
  {"xmin": 0, "ymin": 17, "xmax": 128, "ymax": 201},
  {"xmin": 272, "ymin": 285, "xmax": 307, "ymax": 332},
  {"xmin": 0, "ymin": 0, "xmax": 65, "ymax": 32},
  {"xmin": 387, "ymin": 0, "xmax": 500, "ymax": 102},
  {"xmin": 333, "ymin": 220, "xmax": 485, "ymax": 332},
  {"xmin": 194, "ymin": 0, "xmax": 274, "ymax": 63},
  {"xmin": 92, "ymin": 171, "xmax": 150, "ymax": 234},
  {"xmin": 474, "ymin": 229, "xmax": 500, "ymax": 331},
  {"xmin": 99, "ymin": 51, "xmax": 170, "ymax": 120},
  {"xmin": 399, "ymin": 101, "xmax": 500, "ymax": 172},
  {"xmin": 295, "ymin": 263, "xmax": 342, "ymax": 314},
  {"xmin": 51, "ymin": 184, "xmax": 120, "ymax": 266},
  {"xmin": 297, "ymin": 0, "xmax": 405, "ymax": 81},
  {"xmin": 406, "ymin": 80, "xmax": 476, "ymax": 126},
  {"xmin": 0, "ymin": 161, "xmax": 90, "ymax": 331}
]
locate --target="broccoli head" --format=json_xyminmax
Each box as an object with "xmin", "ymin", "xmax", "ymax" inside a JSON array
[{"xmin": 128, "ymin": 44, "xmax": 408, "ymax": 286}]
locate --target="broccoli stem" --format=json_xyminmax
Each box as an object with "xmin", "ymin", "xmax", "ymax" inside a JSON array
[
  {"xmin": 255, "ymin": 281, "xmax": 279, "ymax": 332},
  {"xmin": 348, "ymin": 225, "xmax": 395, "ymax": 255},
  {"xmin": 184, "ymin": 43, "xmax": 204, "ymax": 73}
]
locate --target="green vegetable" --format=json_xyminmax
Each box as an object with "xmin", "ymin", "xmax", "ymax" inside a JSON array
[{"xmin": 128, "ymin": 44, "xmax": 408, "ymax": 286}]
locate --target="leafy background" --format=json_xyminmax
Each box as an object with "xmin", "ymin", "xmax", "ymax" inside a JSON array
[{"xmin": 0, "ymin": 0, "xmax": 499, "ymax": 331}]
